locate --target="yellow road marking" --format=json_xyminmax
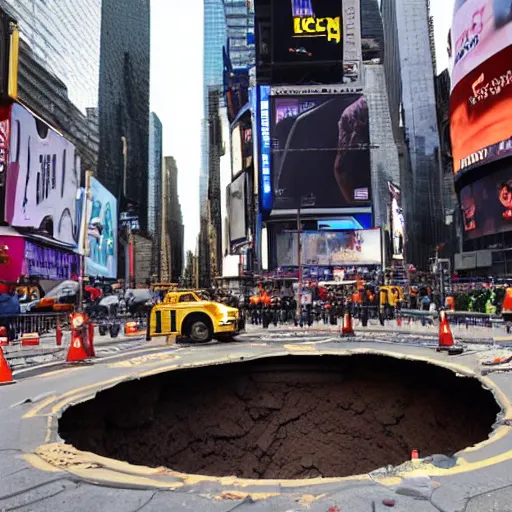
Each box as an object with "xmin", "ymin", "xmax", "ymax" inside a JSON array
[
  {"xmin": 22, "ymin": 395, "xmax": 58, "ymax": 419},
  {"xmin": 284, "ymin": 344, "xmax": 316, "ymax": 351}
]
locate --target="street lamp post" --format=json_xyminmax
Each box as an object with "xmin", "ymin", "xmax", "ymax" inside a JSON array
[
  {"xmin": 297, "ymin": 202, "xmax": 302, "ymax": 324},
  {"xmin": 296, "ymin": 194, "xmax": 315, "ymax": 325}
]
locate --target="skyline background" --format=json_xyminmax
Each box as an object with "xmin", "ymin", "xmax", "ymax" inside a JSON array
[{"xmin": 151, "ymin": 0, "xmax": 454, "ymax": 252}]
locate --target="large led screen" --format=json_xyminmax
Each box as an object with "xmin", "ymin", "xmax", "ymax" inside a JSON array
[
  {"xmin": 272, "ymin": 0, "xmax": 343, "ymax": 66},
  {"xmin": 459, "ymin": 165, "xmax": 512, "ymax": 240},
  {"xmin": 228, "ymin": 172, "xmax": 247, "ymax": 243},
  {"xmin": 388, "ymin": 181, "xmax": 405, "ymax": 261},
  {"xmin": 231, "ymin": 125, "xmax": 243, "ymax": 178},
  {"xmin": 6, "ymin": 103, "xmax": 80, "ymax": 246},
  {"xmin": 450, "ymin": 44, "xmax": 512, "ymax": 175},
  {"xmin": 271, "ymin": 94, "xmax": 371, "ymax": 209},
  {"xmin": 450, "ymin": 0, "xmax": 512, "ymax": 90},
  {"xmin": 85, "ymin": 177, "xmax": 118, "ymax": 278},
  {"xmin": 276, "ymin": 228, "xmax": 381, "ymax": 266}
]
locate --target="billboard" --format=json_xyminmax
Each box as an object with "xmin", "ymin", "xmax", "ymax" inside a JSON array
[
  {"xmin": 459, "ymin": 165, "xmax": 512, "ymax": 240},
  {"xmin": 450, "ymin": 44, "xmax": 512, "ymax": 175},
  {"xmin": 5, "ymin": 103, "xmax": 80, "ymax": 246},
  {"xmin": 259, "ymin": 85, "xmax": 272, "ymax": 211},
  {"xmin": 388, "ymin": 182, "xmax": 405, "ymax": 260},
  {"xmin": 450, "ymin": 0, "xmax": 512, "ymax": 90},
  {"xmin": 271, "ymin": 94, "xmax": 371, "ymax": 209},
  {"xmin": 272, "ymin": 0, "xmax": 344, "ymax": 66},
  {"xmin": 276, "ymin": 228, "xmax": 382, "ymax": 266},
  {"xmin": 231, "ymin": 125, "xmax": 243, "ymax": 178},
  {"xmin": 228, "ymin": 171, "xmax": 247, "ymax": 243},
  {"xmin": 85, "ymin": 177, "xmax": 118, "ymax": 278}
]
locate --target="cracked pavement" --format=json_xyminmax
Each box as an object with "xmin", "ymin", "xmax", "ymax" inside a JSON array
[{"xmin": 2, "ymin": 328, "xmax": 512, "ymax": 511}]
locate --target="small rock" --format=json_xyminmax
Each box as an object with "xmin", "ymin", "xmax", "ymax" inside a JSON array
[
  {"xmin": 396, "ymin": 475, "xmax": 433, "ymax": 499},
  {"xmin": 383, "ymin": 499, "xmax": 395, "ymax": 507}
]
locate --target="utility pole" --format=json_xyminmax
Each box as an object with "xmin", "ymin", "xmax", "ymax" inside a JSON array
[
  {"xmin": 78, "ymin": 170, "xmax": 92, "ymax": 312},
  {"xmin": 121, "ymin": 136, "xmax": 134, "ymax": 287},
  {"xmin": 297, "ymin": 202, "xmax": 302, "ymax": 323}
]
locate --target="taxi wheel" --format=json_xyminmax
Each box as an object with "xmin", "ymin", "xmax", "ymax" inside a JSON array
[{"xmin": 189, "ymin": 320, "xmax": 212, "ymax": 343}]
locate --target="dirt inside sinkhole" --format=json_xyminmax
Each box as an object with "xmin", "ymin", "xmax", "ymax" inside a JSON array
[{"xmin": 58, "ymin": 355, "xmax": 500, "ymax": 479}]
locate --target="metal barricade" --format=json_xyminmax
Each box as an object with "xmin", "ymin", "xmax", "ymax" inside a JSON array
[{"xmin": 0, "ymin": 312, "xmax": 70, "ymax": 341}]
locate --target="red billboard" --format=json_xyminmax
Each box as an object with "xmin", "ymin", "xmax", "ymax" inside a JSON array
[{"xmin": 450, "ymin": 44, "xmax": 512, "ymax": 175}]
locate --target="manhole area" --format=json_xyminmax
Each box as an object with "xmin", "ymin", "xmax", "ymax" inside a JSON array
[{"xmin": 58, "ymin": 355, "xmax": 500, "ymax": 479}]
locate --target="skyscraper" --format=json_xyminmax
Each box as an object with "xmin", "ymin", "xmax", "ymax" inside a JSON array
[
  {"xmin": 381, "ymin": 0, "xmax": 442, "ymax": 267},
  {"xmin": 97, "ymin": 0, "xmax": 150, "ymax": 231},
  {"xmin": 148, "ymin": 113, "xmax": 163, "ymax": 237},
  {"xmin": 201, "ymin": 0, "xmax": 226, "ymax": 212},
  {"xmin": 224, "ymin": 0, "xmax": 255, "ymax": 69},
  {"xmin": 0, "ymin": 0, "xmax": 101, "ymax": 113},
  {"xmin": 201, "ymin": 0, "xmax": 227, "ymax": 284},
  {"xmin": 0, "ymin": 1, "xmax": 101, "ymax": 172}
]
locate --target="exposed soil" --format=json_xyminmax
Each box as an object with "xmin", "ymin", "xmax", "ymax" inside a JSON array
[{"xmin": 58, "ymin": 355, "xmax": 500, "ymax": 479}]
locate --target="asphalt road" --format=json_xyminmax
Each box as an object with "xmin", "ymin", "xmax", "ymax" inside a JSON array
[{"xmin": 2, "ymin": 328, "xmax": 512, "ymax": 511}]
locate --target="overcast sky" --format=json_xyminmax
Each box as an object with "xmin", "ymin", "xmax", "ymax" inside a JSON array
[{"xmin": 150, "ymin": 0, "xmax": 454, "ymax": 253}]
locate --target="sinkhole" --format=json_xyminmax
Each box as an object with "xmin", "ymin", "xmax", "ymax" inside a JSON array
[{"xmin": 58, "ymin": 355, "xmax": 501, "ymax": 480}]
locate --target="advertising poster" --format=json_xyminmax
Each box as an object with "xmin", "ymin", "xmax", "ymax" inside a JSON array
[
  {"xmin": 459, "ymin": 165, "xmax": 512, "ymax": 240},
  {"xmin": 231, "ymin": 125, "xmax": 243, "ymax": 178},
  {"xmin": 272, "ymin": 0, "xmax": 343, "ymax": 66},
  {"xmin": 388, "ymin": 182, "xmax": 405, "ymax": 260},
  {"xmin": 6, "ymin": 103, "xmax": 80, "ymax": 246},
  {"xmin": 450, "ymin": 44, "xmax": 512, "ymax": 175},
  {"xmin": 276, "ymin": 228, "xmax": 382, "ymax": 266},
  {"xmin": 85, "ymin": 177, "xmax": 117, "ymax": 278},
  {"xmin": 228, "ymin": 171, "xmax": 247, "ymax": 243},
  {"xmin": 271, "ymin": 94, "xmax": 371, "ymax": 209},
  {"xmin": 450, "ymin": 0, "xmax": 512, "ymax": 90}
]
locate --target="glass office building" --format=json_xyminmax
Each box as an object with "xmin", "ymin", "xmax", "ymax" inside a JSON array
[
  {"xmin": 97, "ymin": 0, "xmax": 150, "ymax": 231},
  {"xmin": 0, "ymin": 0, "xmax": 101, "ymax": 113},
  {"xmin": 201, "ymin": 0, "xmax": 227, "ymax": 212},
  {"xmin": 381, "ymin": 0, "xmax": 442, "ymax": 267},
  {"xmin": 224, "ymin": 0, "xmax": 255, "ymax": 69},
  {"xmin": 148, "ymin": 112, "xmax": 163, "ymax": 237}
]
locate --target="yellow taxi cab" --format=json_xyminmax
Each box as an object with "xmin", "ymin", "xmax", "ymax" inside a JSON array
[{"xmin": 147, "ymin": 290, "xmax": 241, "ymax": 343}]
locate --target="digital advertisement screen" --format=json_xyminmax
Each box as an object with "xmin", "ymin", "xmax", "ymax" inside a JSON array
[
  {"xmin": 228, "ymin": 171, "xmax": 247, "ymax": 243},
  {"xmin": 272, "ymin": 0, "xmax": 343, "ymax": 66},
  {"xmin": 85, "ymin": 177, "xmax": 118, "ymax": 278},
  {"xmin": 388, "ymin": 181, "xmax": 405, "ymax": 260},
  {"xmin": 276, "ymin": 228, "xmax": 382, "ymax": 266},
  {"xmin": 450, "ymin": 0, "xmax": 512, "ymax": 90},
  {"xmin": 459, "ymin": 165, "xmax": 512, "ymax": 240},
  {"xmin": 242, "ymin": 126, "xmax": 253, "ymax": 169},
  {"xmin": 231, "ymin": 125, "xmax": 243, "ymax": 178},
  {"xmin": 271, "ymin": 93, "xmax": 371, "ymax": 209},
  {"xmin": 449, "ymin": 44, "xmax": 512, "ymax": 175},
  {"xmin": 6, "ymin": 103, "xmax": 80, "ymax": 246}
]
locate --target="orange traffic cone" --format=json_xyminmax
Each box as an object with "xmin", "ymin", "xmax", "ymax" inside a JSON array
[
  {"xmin": 411, "ymin": 449, "xmax": 419, "ymax": 460},
  {"xmin": 0, "ymin": 345, "xmax": 14, "ymax": 385},
  {"xmin": 397, "ymin": 316, "xmax": 402, "ymax": 327},
  {"xmin": 438, "ymin": 310, "xmax": 454, "ymax": 349},
  {"xmin": 341, "ymin": 310, "xmax": 355, "ymax": 337},
  {"xmin": 66, "ymin": 334, "xmax": 90, "ymax": 363}
]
